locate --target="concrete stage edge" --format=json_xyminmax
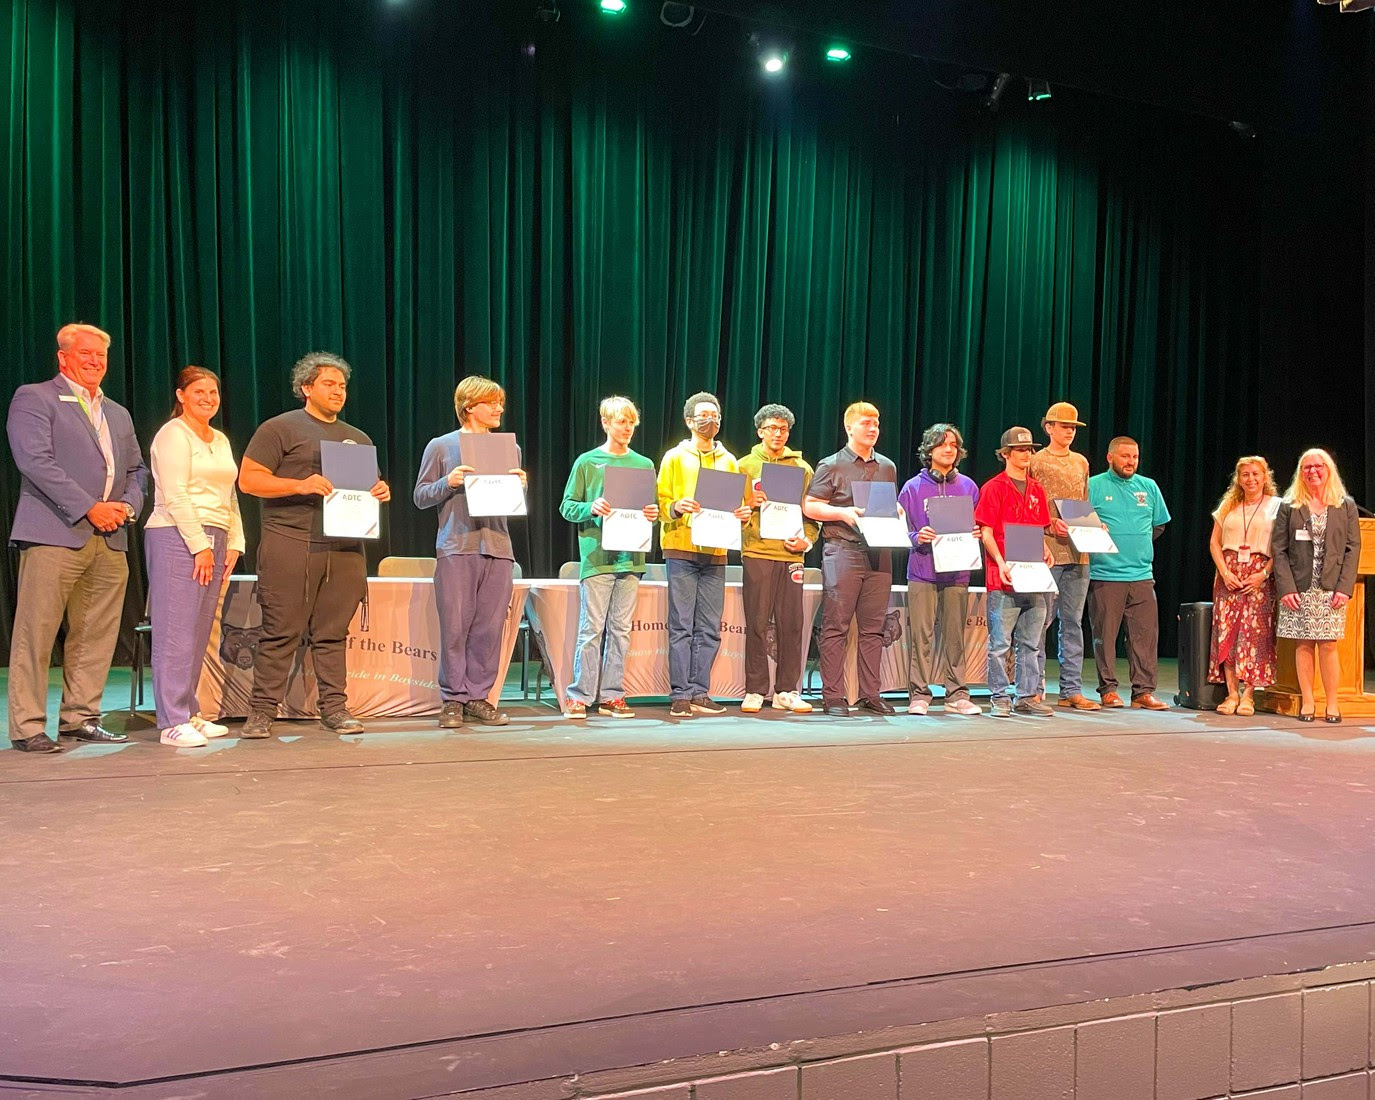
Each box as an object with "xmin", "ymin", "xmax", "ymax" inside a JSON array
[{"xmin": 3, "ymin": 666, "xmax": 1375, "ymax": 1098}]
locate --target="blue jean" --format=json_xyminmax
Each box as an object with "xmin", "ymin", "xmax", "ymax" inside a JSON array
[
  {"xmin": 569, "ymin": 571, "xmax": 641, "ymax": 704},
  {"xmin": 666, "ymin": 557, "xmax": 725, "ymax": 700},
  {"xmin": 986, "ymin": 589, "xmax": 1049, "ymax": 702},
  {"xmin": 146, "ymin": 525, "xmax": 228, "ymax": 729},
  {"xmin": 1038, "ymin": 563, "xmax": 1089, "ymax": 696}
]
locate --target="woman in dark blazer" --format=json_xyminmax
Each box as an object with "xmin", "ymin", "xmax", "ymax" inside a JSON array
[{"xmin": 1270, "ymin": 449, "xmax": 1361, "ymax": 722}]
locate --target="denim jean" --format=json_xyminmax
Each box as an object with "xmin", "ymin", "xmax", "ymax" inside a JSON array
[
  {"xmin": 568, "ymin": 571, "xmax": 641, "ymax": 704},
  {"xmin": 985, "ymin": 590, "xmax": 1049, "ymax": 702},
  {"xmin": 1038, "ymin": 562, "xmax": 1089, "ymax": 697},
  {"xmin": 666, "ymin": 557, "xmax": 725, "ymax": 700}
]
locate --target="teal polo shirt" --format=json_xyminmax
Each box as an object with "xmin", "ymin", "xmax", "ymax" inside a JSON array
[{"xmin": 1087, "ymin": 471, "xmax": 1171, "ymax": 582}]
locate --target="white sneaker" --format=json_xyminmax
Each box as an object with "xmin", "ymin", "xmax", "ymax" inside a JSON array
[
  {"xmin": 946, "ymin": 697, "xmax": 982, "ymax": 716},
  {"xmin": 772, "ymin": 691, "xmax": 814, "ymax": 713},
  {"xmin": 161, "ymin": 723, "xmax": 208, "ymax": 747},
  {"xmin": 742, "ymin": 693, "xmax": 764, "ymax": 713},
  {"xmin": 907, "ymin": 698, "xmax": 929, "ymax": 715},
  {"xmin": 190, "ymin": 714, "xmax": 229, "ymax": 738}
]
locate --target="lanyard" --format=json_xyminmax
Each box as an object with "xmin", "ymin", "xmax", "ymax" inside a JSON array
[{"xmin": 1238, "ymin": 498, "xmax": 1262, "ymax": 548}]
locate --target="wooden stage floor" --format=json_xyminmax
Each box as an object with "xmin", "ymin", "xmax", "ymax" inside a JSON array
[{"xmin": 4, "ymin": 666, "xmax": 1375, "ymax": 1096}]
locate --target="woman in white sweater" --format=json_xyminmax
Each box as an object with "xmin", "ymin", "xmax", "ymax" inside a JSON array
[{"xmin": 145, "ymin": 367, "xmax": 244, "ymax": 746}]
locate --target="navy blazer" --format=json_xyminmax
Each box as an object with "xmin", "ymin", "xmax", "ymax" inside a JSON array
[{"xmin": 7, "ymin": 375, "xmax": 148, "ymax": 552}]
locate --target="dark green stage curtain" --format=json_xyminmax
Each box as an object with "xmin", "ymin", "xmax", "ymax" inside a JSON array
[{"xmin": 1, "ymin": 0, "xmax": 1263, "ymax": 664}]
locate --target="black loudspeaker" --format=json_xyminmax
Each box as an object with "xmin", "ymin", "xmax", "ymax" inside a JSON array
[{"xmin": 1175, "ymin": 602, "xmax": 1228, "ymax": 710}]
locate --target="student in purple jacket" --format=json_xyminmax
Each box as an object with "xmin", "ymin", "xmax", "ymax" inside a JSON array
[{"xmin": 897, "ymin": 423, "xmax": 982, "ymax": 716}]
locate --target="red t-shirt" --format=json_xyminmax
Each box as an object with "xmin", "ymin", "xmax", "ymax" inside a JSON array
[{"xmin": 974, "ymin": 471, "xmax": 1051, "ymax": 591}]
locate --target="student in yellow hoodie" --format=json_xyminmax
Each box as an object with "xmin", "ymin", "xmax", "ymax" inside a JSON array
[
  {"xmin": 656, "ymin": 391, "xmax": 751, "ymax": 718},
  {"xmin": 738, "ymin": 404, "xmax": 820, "ymax": 715}
]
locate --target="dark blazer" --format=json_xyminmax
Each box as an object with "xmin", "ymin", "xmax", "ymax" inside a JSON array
[
  {"xmin": 6, "ymin": 375, "xmax": 148, "ymax": 552},
  {"xmin": 1270, "ymin": 497, "xmax": 1361, "ymax": 599}
]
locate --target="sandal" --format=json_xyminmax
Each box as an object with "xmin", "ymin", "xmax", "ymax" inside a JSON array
[
  {"xmin": 1216, "ymin": 696, "xmax": 1239, "ymax": 715},
  {"xmin": 1237, "ymin": 697, "xmax": 1255, "ymax": 717}
]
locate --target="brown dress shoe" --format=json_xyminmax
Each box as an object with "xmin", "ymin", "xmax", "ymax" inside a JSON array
[
  {"xmin": 1132, "ymin": 693, "xmax": 1169, "ymax": 711},
  {"xmin": 1058, "ymin": 693, "xmax": 1102, "ymax": 711},
  {"xmin": 1100, "ymin": 691, "xmax": 1125, "ymax": 708}
]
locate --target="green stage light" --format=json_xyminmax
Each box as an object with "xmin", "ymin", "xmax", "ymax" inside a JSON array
[
  {"xmin": 825, "ymin": 45, "xmax": 852, "ymax": 62},
  {"xmin": 600, "ymin": 0, "xmax": 627, "ymax": 12},
  {"xmin": 1027, "ymin": 78, "xmax": 1052, "ymax": 102},
  {"xmin": 762, "ymin": 51, "xmax": 787, "ymax": 74}
]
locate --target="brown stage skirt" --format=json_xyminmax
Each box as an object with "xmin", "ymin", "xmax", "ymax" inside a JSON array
[{"xmin": 1208, "ymin": 550, "xmax": 1277, "ymax": 688}]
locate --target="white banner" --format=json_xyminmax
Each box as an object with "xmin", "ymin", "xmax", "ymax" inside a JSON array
[
  {"xmin": 197, "ymin": 576, "xmax": 528, "ymax": 719},
  {"xmin": 526, "ymin": 581, "xmax": 989, "ymax": 705}
]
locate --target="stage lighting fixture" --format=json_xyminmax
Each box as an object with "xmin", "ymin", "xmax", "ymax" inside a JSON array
[
  {"xmin": 1027, "ymin": 78, "xmax": 1051, "ymax": 102},
  {"xmin": 1340, "ymin": 0, "xmax": 1375, "ymax": 10},
  {"xmin": 1229, "ymin": 120, "xmax": 1257, "ymax": 138},
  {"xmin": 534, "ymin": 0, "xmax": 560, "ymax": 22},
  {"xmin": 748, "ymin": 31, "xmax": 789, "ymax": 75},
  {"xmin": 660, "ymin": 2, "xmax": 695, "ymax": 27},
  {"xmin": 983, "ymin": 72, "xmax": 1011, "ymax": 111},
  {"xmin": 825, "ymin": 45, "xmax": 852, "ymax": 62},
  {"xmin": 600, "ymin": 0, "xmax": 627, "ymax": 11}
]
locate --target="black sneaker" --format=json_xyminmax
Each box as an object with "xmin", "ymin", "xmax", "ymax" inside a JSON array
[
  {"xmin": 321, "ymin": 711, "xmax": 365, "ymax": 734},
  {"xmin": 464, "ymin": 699, "xmax": 509, "ymax": 726},
  {"xmin": 438, "ymin": 701, "xmax": 465, "ymax": 729},
  {"xmin": 690, "ymin": 695, "xmax": 726, "ymax": 715},
  {"xmin": 240, "ymin": 712, "xmax": 275, "ymax": 739},
  {"xmin": 669, "ymin": 699, "xmax": 694, "ymax": 718}
]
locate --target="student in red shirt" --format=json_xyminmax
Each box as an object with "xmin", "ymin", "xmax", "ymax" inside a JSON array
[{"xmin": 974, "ymin": 427, "xmax": 1055, "ymax": 718}]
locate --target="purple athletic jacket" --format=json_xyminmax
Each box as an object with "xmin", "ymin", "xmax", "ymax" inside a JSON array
[{"xmin": 897, "ymin": 468, "xmax": 980, "ymax": 585}]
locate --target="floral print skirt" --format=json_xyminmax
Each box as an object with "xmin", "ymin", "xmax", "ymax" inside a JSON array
[{"xmin": 1208, "ymin": 550, "xmax": 1277, "ymax": 687}]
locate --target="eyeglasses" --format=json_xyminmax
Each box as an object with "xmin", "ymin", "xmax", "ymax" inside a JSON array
[
  {"xmin": 1301, "ymin": 464, "xmax": 1326, "ymax": 473},
  {"xmin": 693, "ymin": 415, "xmax": 721, "ymax": 424},
  {"xmin": 760, "ymin": 424, "xmax": 790, "ymax": 434}
]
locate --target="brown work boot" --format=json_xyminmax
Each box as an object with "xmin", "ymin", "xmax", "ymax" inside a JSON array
[
  {"xmin": 1132, "ymin": 693, "xmax": 1169, "ymax": 711},
  {"xmin": 1058, "ymin": 693, "xmax": 1102, "ymax": 711},
  {"xmin": 1099, "ymin": 691, "xmax": 1125, "ymax": 708}
]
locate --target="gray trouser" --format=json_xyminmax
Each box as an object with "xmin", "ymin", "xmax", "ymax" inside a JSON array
[
  {"xmin": 435, "ymin": 552, "xmax": 514, "ymax": 704},
  {"xmin": 906, "ymin": 580, "xmax": 970, "ymax": 703},
  {"xmin": 1088, "ymin": 579, "xmax": 1159, "ymax": 696},
  {"xmin": 8, "ymin": 537, "xmax": 129, "ymax": 741}
]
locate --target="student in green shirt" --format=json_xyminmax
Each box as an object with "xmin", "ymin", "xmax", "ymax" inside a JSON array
[{"xmin": 558, "ymin": 397, "xmax": 659, "ymax": 720}]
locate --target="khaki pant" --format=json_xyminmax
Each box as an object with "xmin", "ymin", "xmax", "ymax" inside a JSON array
[
  {"xmin": 906, "ymin": 580, "xmax": 971, "ymax": 704},
  {"xmin": 8, "ymin": 537, "xmax": 129, "ymax": 742}
]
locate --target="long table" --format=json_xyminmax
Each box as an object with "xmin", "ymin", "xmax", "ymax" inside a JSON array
[
  {"xmin": 526, "ymin": 581, "xmax": 990, "ymax": 705},
  {"xmin": 194, "ymin": 575, "xmax": 990, "ymax": 718},
  {"xmin": 197, "ymin": 576, "xmax": 528, "ymax": 719}
]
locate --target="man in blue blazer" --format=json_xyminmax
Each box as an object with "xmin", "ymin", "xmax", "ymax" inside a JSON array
[{"xmin": 6, "ymin": 324, "xmax": 148, "ymax": 752}]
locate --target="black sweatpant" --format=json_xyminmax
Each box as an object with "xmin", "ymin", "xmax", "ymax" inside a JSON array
[
  {"xmin": 250, "ymin": 529, "xmax": 368, "ymax": 717},
  {"xmin": 742, "ymin": 556, "xmax": 806, "ymax": 696}
]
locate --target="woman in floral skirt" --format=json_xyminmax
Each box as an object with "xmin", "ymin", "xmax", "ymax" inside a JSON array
[{"xmin": 1208, "ymin": 456, "xmax": 1280, "ymax": 715}]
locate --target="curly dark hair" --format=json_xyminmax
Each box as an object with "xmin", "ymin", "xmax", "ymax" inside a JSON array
[
  {"xmin": 917, "ymin": 422, "xmax": 967, "ymax": 468},
  {"xmin": 753, "ymin": 403, "xmax": 795, "ymax": 430}
]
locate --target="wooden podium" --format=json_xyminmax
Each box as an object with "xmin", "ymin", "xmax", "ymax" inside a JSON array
[{"xmin": 1256, "ymin": 517, "xmax": 1375, "ymax": 716}]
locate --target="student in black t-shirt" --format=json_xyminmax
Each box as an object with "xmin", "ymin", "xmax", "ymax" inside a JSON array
[{"xmin": 237, "ymin": 352, "xmax": 391, "ymax": 739}]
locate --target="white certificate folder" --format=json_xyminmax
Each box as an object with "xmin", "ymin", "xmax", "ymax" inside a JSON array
[
  {"xmin": 924, "ymin": 495, "xmax": 981, "ymax": 572},
  {"xmin": 459, "ymin": 433, "xmax": 526, "ymax": 517},
  {"xmin": 689, "ymin": 468, "xmax": 746, "ymax": 551},
  {"xmin": 1056, "ymin": 499, "xmax": 1119, "ymax": 554},
  {"xmin": 759, "ymin": 463, "xmax": 806, "ymax": 542},
  {"xmin": 1005, "ymin": 522, "xmax": 1057, "ymax": 593},
  {"xmin": 320, "ymin": 441, "xmax": 380, "ymax": 539},
  {"xmin": 601, "ymin": 465, "xmax": 656, "ymax": 554},
  {"xmin": 853, "ymin": 480, "xmax": 908, "ymax": 548}
]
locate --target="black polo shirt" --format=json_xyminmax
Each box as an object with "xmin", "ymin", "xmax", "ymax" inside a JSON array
[{"xmin": 808, "ymin": 445, "xmax": 898, "ymax": 545}]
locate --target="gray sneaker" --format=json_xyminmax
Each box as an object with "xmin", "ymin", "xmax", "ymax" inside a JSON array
[
  {"xmin": 240, "ymin": 711, "xmax": 275, "ymax": 739},
  {"xmin": 464, "ymin": 699, "xmax": 510, "ymax": 726},
  {"xmin": 439, "ymin": 701, "xmax": 465, "ymax": 729},
  {"xmin": 988, "ymin": 697, "xmax": 1013, "ymax": 719},
  {"xmin": 1013, "ymin": 699, "xmax": 1055, "ymax": 718},
  {"xmin": 321, "ymin": 710, "xmax": 365, "ymax": 734}
]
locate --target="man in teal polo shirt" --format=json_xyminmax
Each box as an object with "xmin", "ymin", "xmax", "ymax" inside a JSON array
[{"xmin": 1087, "ymin": 436, "xmax": 1171, "ymax": 710}]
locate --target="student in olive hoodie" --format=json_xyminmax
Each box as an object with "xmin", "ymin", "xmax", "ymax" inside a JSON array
[{"xmin": 738, "ymin": 404, "xmax": 820, "ymax": 715}]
